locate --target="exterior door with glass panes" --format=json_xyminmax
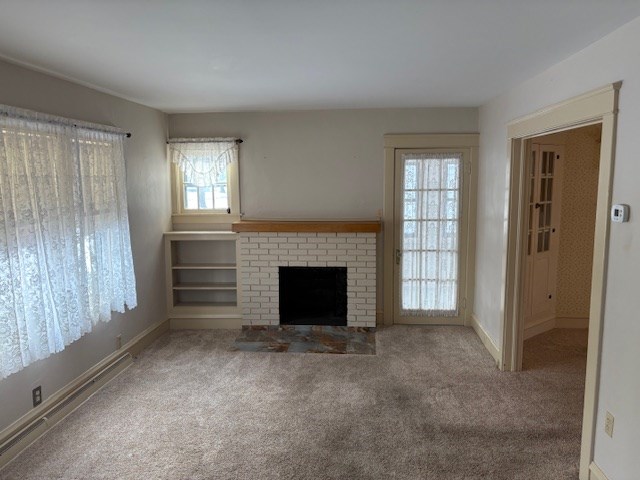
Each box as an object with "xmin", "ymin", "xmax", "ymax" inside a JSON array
[
  {"xmin": 523, "ymin": 144, "xmax": 563, "ymax": 327},
  {"xmin": 394, "ymin": 149, "xmax": 471, "ymax": 325}
]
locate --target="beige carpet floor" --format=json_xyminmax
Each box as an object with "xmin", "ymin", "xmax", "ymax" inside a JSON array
[{"xmin": 0, "ymin": 326, "xmax": 587, "ymax": 480}]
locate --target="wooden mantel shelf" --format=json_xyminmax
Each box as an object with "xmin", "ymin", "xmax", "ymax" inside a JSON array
[{"xmin": 231, "ymin": 220, "xmax": 381, "ymax": 233}]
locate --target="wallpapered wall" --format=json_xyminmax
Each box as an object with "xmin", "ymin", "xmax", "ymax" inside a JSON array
[{"xmin": 538, "ymin": 124, "xmax": 601, "ymax": 319}]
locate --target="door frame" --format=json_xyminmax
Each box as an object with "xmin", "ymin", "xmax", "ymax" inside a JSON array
[
  {"xmin": 383, "ymin": 134, "xmax": 479, "ymax": 326},
  {"xmin": 501, "ymin": 83, "xmax": 620, "ymax": 480}
]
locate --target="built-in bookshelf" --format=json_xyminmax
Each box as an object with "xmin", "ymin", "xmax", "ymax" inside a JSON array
[{"xmin": 164, "ymin": 231, "xmax": 241, "ymax": 327}]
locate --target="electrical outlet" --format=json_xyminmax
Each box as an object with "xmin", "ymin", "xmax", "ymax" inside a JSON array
[
  {"xmin": 32, "ymin": 386, "xmax": 42, "ymax": 408},
  {"xmin": 605, "ymin": 411, "xmax": 615, "ymax": 437},
  {"xmin": 116, "ymin": 334, "xmax": 122, "ymax": 350}
]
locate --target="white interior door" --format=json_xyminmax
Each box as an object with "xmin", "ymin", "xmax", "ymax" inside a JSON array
[
  {"xmin": 394, "ymin": 149, "xmax": 470, "ymax": 325},
  {"xmin": 523, "ymin": 144, "xmax": 563, "ymax": 327}
]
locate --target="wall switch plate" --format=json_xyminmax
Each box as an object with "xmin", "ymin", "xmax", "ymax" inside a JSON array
[
  {"xmin": 605, "ymin": 411, "xmax": 615, "ymax": 437},
  {"xmin": 32, "ymin": 386, "xmax": 42, "ymax": 408}
]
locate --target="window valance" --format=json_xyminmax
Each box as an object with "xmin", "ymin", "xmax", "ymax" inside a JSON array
[{"xmin": 168, "ymin": 138, "xmax": 238, "ymax": 188}]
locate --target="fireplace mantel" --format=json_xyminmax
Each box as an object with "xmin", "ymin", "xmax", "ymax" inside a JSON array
[{"xmin": 232, "ymin": 220, "xmax": 381, "ymax": 233}]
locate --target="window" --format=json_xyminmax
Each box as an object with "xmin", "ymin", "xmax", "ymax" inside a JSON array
[
  {"xmin": 183, "ymin": 167, "xmax": 228, "ymax": 211},
  {"xmin": 169, "ymin": 138, "xmax": 240, "ymax": 221},
  {"xmin": 0, "ymin": 104, "xmax": 137, "ymax": 379}
]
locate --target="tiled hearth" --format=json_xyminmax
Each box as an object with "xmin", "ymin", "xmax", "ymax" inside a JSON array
[
  {"xmin": 232, "ymin": 325, "xmax": 376, "ymax": 354},
  {"xmin": 237, "ymin": 227, "xmax": 377, "ymax": 327}
]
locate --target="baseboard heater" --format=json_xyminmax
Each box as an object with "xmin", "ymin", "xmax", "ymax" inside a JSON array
[{"xmin": 0, "ymin": 352, "xmax": 132, "ymax": 463}]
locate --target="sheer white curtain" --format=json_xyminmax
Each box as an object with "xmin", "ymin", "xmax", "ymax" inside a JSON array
[
  {"xmin": 401, "ymin": 152, "xmax": 461, "ymax": 317},
  {"xmin": 169, "ymin": 138, "xmax": 238, "ymax": 187},
  {"xmin": 0, "ymin": 105, "xmax": 137, "ymax": 379}
]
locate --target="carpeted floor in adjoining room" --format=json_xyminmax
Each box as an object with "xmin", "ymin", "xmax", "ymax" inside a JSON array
[{"xmin": 0, "ymin": 327, "xmax": 587, "ymax": 480}]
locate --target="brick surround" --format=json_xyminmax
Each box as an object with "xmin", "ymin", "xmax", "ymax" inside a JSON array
[{"xmin": 239, "ymin": 232, "xmax": 377, "ymax": 327}]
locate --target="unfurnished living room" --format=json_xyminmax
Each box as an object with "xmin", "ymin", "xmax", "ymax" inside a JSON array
[{"xmin": 0, "ymin": 1, "xmax": 639, "ymax": 479}]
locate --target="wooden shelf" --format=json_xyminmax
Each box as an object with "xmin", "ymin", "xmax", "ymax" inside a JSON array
[
  {"xmin": 172, "ymin": 263, "xmax": 237, "ymax": 270},
  {"xmin": 231, "ymin": 220, "xmax": 381, "ymax": 233},
  {"xmin": 174, "ymin": 301, "xmax": 238, "ymax": 308},
  {"xmin": 165, "ymin": 231, "xmax": 241, "ymax": 322},
  {"xmin": 173, "ymin": 282, "xmax": 237, "ymax": 291}
]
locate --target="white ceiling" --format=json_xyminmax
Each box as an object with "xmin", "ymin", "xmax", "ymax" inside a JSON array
[{"xmin": 0, "ymin": 0, "xmax": 638, "ymax": 113}]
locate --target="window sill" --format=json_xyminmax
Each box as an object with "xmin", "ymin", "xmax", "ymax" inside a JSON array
[{"xmin": 172, "ymin": 213, "xmax": 241, "ymax": 225}]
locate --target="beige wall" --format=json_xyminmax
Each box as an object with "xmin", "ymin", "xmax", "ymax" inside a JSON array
[
  {"xmin": 475, "ymin": 17, "xmax": 640, "ymax": 478},
  {"xmin": 170, "ymin": 108, "xmax": 478, "ymax": 325},
  {"xmin": 536, "ymin": 125, "xmax": 601, "ymax": 319},
  {"xmin": 169, "ymin": 108, "xmax": 478, "ymax": 219},
  {"xmin": 0, "ymin": 60, "xmax": 171, "ymax": 432}
]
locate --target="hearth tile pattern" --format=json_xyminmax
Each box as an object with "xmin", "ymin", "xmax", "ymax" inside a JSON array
[{"xmin": 232, "ymin": 325, "xmax": 376, "ymax": 354}]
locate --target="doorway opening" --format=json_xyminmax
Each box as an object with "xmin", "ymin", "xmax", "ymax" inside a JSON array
[
  {"xmin": 382, "ymin": 134, "xmax": 479, "ymax": 326},
  {"xmin": 502, "ymin": 83, "xmax": 619, "ymax": 480},
  {"xmin": 522, "ymin": 125, "xmax": 601, "ymax": 363}
]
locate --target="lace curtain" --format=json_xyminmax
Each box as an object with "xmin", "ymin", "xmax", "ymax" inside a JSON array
[
  {"xmin": 169, "ymin": 138, "xmax": 238, "ymax": 187},
  {"xmin": 0, "ymin": 105, "xmax": 137, "ymax": 379},
  {"xmin": 400, "ymin": 152, "xmax": 462, "ymax": 317}
]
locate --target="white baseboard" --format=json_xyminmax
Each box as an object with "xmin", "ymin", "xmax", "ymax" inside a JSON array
[
  {"xmin": 470, "ymin": 313, "xmax": 501, "ymax": 367},
  {"xmin": 169, "ymin": 318, "xmax": 243, "ymax": 329},
  {"xmin": 524, "ymin": 316, "xmax": 556, "ymax": 340},
  {"xmin": 589, "ymin": 462, "xmax": 610, "ymax": 480},
  {"xmin": 0, "ymin": 318, "xmax": 169, "ymax": 470},
  {"xmin": 524, "ymin": 316, "xmax": 589, "ymax": 340}
]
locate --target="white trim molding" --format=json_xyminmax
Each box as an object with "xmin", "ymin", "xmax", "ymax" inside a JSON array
[
  {"xmin": 524, "ymin": 317, "xmax": 589, "ymax": 340},
  {"xmin": 507, "ymin": 83, "xmax": 620, "ymax": 139},
  {"xmin": 500, "ymin": 82, "xmax": 621, "ymax": 480},
  {"xmin": 524, "ymin": 317, "xmax": 557, "ymax": 340},
  {"xmin": 589, "ymin": 462, "xmax": 610, "ymax": 480},
  {"xmin": 470, "ymin": 314, "xmax": 501, "ymax": 367},
  {"xmin": 383, "ymin": 133, "xmax": 479, "ymax": 326}
]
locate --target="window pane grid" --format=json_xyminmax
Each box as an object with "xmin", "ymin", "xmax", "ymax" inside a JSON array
[
  {"xmin": 400, "ymin": 152, "xmax": 462, "ymax": 317},
  {"xmin": 183, "ymin": 168, "xmax": 228, "ymax": 211}
]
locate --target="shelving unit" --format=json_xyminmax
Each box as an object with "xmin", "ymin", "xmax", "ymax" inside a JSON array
[{"xmin": 164, "ymin": 231, "xmax": 242, "ymax": 328}]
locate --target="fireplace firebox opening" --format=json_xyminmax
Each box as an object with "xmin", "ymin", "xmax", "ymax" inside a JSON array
[{"xmin": 279, "ymin": 267, "xmax": 347, "ymax": 326}]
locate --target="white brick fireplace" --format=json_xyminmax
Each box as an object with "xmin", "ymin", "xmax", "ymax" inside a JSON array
[{"xmin": 236, "ymin": 224, "xmax": 378, "ymax": 327}]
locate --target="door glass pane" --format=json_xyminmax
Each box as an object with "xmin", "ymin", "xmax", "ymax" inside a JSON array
[
  {"xmin": 545, "ymin": 204, "xmax": 552, "ymax": 227},
  {"xmin": 537, "ymin": 231, "xmax": 544, "ymax": 253},
  {"xmin": 400, "ymin": 152, "xmax": 462, "ymax": 317},
  {"xmin": 544, "ymin": 230, "xmax": 550, "ymax": 251}
]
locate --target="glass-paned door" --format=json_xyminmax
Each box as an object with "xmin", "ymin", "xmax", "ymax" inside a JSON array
[
  {"xmin": 523, "ymin": 144, "xmax": 563, "ymax": 326},
  {"xmin": 394, "ymin": 149, "xmax": 470, "ymax": 325}
]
